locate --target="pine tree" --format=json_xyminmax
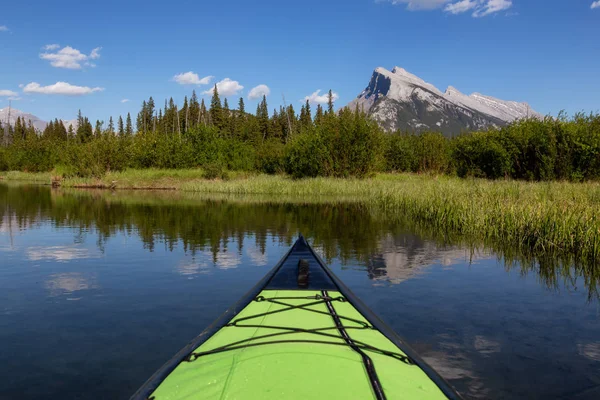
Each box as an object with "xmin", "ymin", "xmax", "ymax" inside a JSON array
[
  {"xmin": 157, "ymin": 110, "xmax": 163, "ymax": 134},
  {"xmin": 300, "ymin": 100, "xmax": 313, "ymax": 129},
  {"xmin": 146, "ymin": 97, "xmax": 155, "ymax": 132},
  {"xmin": 77, "ymin": 109, "xmax": 84, "ymax": 129},
  {"xmin": 327, "ymin": 90, "xmax": 335, "ymax": 114},
  {"xmin": 125, "ymin": 113, "xmax": 133, "ymax": 135},
  {"xmin": 77, "ymin": 117, "xmax": 93, "ymax": 142},
  {"xmin": 199, "ymin": 99, "xmax": 207, "ymax": 125},
  {"xmin": 167, "ymin": 97, "xmax": 176, "ymax": 134},
  {"xmin": 238, "ymin": 97, "xmax": 245, "ymax": 114},
  {"xmin": 315, "ymin": 104, "xmax": 324, "ymax": 125},
  {"xmin": 43, "ymin": 120, "xmax": 54, "ymax": 139},
  {"xmin": 137, "ymin": 100, "xmax": 147, "ymax": 133},
  {"xmin": 56, "ymin": 119, "xmax": 67, "ymax": 140},
  {"xmin": 190, "ymin": 90, "xmax": 200, "ymax": 128},
  {"xmin": 68, "ymin": 124, "xmax": 74, "ymax": 139},
  {"xmin": 108, "ymin": 116, "xmax": 115, "ymax": 135},
  {"xmin": 257, "ymin": 95, "xmax": 269, "ymax": 140},
  {"xmin": 94, "ymin": 120, "xmax": 103, "ymax": 137},
  {"xmin": 223, "ymin": 98, "xmax": 231, "ymax": 136},
  {"xmin": 182, "ymin": 96, "xmax": 189, "ymax": 133},
  {"xmin": 210, "ymin": 84, "xmax": 223, "ymax": 130},
  {"xmin": 118, "ymin": 116, "xmax": 124, "ymax": 135}
]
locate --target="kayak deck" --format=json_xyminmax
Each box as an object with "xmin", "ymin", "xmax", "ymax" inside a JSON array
[
  {"xmin": 149, "ymin": 290, "xmax": 446, "ymax": 399},
  {"xmin": 135, "ymin": 237, "xmax": 459, "ymax": 399}
]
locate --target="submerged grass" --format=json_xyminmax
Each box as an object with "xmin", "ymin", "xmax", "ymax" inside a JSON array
[{"xmin": 3, "ymin": 169, "xmax": 600, "ymax": 268}]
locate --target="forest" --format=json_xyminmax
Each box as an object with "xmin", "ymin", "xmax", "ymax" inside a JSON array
[{"xmin": 1, "ymin": 86, "xmax": 599, "ymax": 182}]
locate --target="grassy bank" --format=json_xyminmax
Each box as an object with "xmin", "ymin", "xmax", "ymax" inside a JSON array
[{"xmin": 3, "ymin": 169, "xmax": 600, "ymax": 268}]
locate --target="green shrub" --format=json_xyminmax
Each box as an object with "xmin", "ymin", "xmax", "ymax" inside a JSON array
[
  {"xmin": 256, "ymin": 139, "xmax": 286, "ymax": 174},
  {"xmin": 202, "ymin": 163, "xmax": 224, "ymax": 180}
]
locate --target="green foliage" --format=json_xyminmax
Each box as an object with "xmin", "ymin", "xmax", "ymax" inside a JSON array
[
  {"xmin": 450, "ymin": 113, "xmax": 600, "ymax": 181},
  {"xmin": 285, "ymin": 129, "xmax": 329, "ymax": 178},
  {"xmin": 385, "ymin": 133, "xmax": 417, "ymax": 172},
  {"xmin": 452, "ymin": 132, "xmax": 511, "ymax": 179},
  {"xmin": 1, "ymin": 89, "xmax": 599, "ymax": 183},
  {"xmin": 257, "ymin": 139, "xmax": 286, "ymax": 174},
  {"xmin": 286, "ymin": 108, "xmax": 383, "ymax": 178},
  {"xmin": 202, "ymin": 163, "xmax": 224, "ymax": 180}
]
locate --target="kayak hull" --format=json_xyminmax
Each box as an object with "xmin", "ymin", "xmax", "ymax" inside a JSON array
[{"xmin": 132, "ymin": 237, "xmax": 461, "ymax": 400}]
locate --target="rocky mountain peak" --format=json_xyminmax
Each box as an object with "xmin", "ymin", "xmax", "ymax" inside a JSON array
[{"xmin": 347, "ymin": 66, "xmax": 541, "ymax": 135}]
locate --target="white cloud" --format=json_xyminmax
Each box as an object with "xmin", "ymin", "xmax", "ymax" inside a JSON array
[
  {"xmin": 472, "ymin": 0, "xmax": 512, "ymax": 17},
  {"xmin": 592, "ymin": 1, "xmax": 600, "ymax": 9},
  {"xmin": 304, "ymin": 89, "xmax": 339, "ymax": 105},
  {"xmin": 23, "ymin": 82, "xmax": 104, "ymax": 96},
  {"xmin": 0, "ymin": 90, "xmax": 18, "ymax": 97},
  {"xmin": 0, "ymin": 25, "xmax": 9, "ymax": 32},
  {"xmin": 43, "ymin": 43, "xmax": 60, "ymax": 50},
  {"xmin": 39, "ymin": 45, "xmax": 101, "ymax": 69},
  {"xmin": 202, "ymin": 78, "xmax": 244, "ymax": 96},
  {"xmin": 384, "ymin": 0, "xmax": 449, "ymax": 10},
  {"xmin": 383, "ymin": 0, "xmax": 512, "ymax": 16},
  {"xmin": 90, "ymin": 47, "xmax": 101, "ymax": 59},
  {"xmin": 444, "ymin": 0, "xmax": 478, "ymax": 14},
  {"xmin": 248, "ymin": 84, "xmax": 270, "ymax": 100},
  {"xmin": 121, "ymin": 98, "xmax": 130, "ymax": 103},
  {"xmin": 172, "ymin": 71, "xmax": 213, "ymax": 85}
]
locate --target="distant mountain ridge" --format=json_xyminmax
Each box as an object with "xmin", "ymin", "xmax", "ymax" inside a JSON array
[
  {"xmin": 347, "ymin": 66, "xmax": 541, "ymax": 135},
  {"xmin": 0, "ymin": 107, "xmax": 77, "ymax": 132}
]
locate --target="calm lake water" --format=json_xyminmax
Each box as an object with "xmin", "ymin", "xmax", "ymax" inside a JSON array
[{"xmin": 1, "ymin": 183, "xmax": 599, "ymax": 399}]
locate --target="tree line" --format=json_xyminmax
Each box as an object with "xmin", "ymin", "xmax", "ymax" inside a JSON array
[{"xmin": 1, "ymin": 85, "xmax": 599, "ymax": 181}]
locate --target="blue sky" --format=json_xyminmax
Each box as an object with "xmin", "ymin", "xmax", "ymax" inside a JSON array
[{"xmin": 0, "ymin": 0, "xmax": 599, "ymax": 123}]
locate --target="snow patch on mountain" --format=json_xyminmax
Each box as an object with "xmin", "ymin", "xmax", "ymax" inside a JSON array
[{"xmin": 348, "ymin": 66, "xmax": 541, "ymax": 134}]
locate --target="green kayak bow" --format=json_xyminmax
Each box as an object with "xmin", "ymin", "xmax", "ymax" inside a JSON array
[{"xmin": 132, "ymin": 235, "xmax": 461, "ymax": 400}]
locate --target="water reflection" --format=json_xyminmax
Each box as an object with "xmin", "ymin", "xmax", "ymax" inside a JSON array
[
  {"xmin": 577, "ymin": 342, "xmax": 600, "ymax": 362},
  {"xmin": 45, "ymin": 272, "xmax": 97, "ymax": 296},
  {"xmin": 28, "ymin": 245, "xmax": 100, "ymax": 262},
  {"xmin": 0, "ymin": 183, "xmax": 598, "ymax": 299},
  {"xmin": 367, "ymin": 234, "xmax": 490, "ymax": 284},
  {"xmin": 176, "ymin": 258, "xmax": 210, "ymax": 277},
  {"xmin": 1, "ymin": 183, "xmax": 600, "ymax": 400}
]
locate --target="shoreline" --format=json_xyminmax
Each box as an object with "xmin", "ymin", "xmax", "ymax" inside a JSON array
[{"xmin": 2, "ymin": 169, "xmax": 600, "ymax": 269}]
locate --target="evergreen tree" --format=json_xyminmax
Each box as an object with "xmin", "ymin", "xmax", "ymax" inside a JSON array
[
  {"xmin": 157, "ymin": 110, "xmax": 163, "ymax": 134},
  {"xmin": 300, "ymin": 100, "xmax": 313, "ymax": 130},
  {"xmin": 118, "ymin": 116, "xmax": 124, "ymax": 135},
  {"xmin": 68, "ymin": 124, "xmax": 74, "ymax": 139},
  {"xmin": 315, "ymin": 104, "xmax": 324, "ymax": 125},
  {"xmin": 54, "ymin": 119, "xmax": 67, "ymax": 140},
  {"xmin": 108, "ymin": 116, "xmax": 115, "ymax": 135},
  {"xmin": 190, "ymin": 90, "xmax": 200, "ymax": 128},
  {"xmin": 94, "ymin": 120, "xmax": 103, "ymax": 137},
  {"xmin": 137, "ymin": 100, "xmax": 147, "ymax": 133},
  {"xmin": 304, "ymin": 100, "xmax": 312, "ymax": 126},
  {"xmin": 257, "ymin": 95, "xmax": 269, "ymax": 140},
  {"xmin": 146, "ymin": 97, "xmax": 155, "ymax": 132},
  {"xmin": 223, "ymin": 98, "xmax": 231, "ymax": 136},
  {"xmin": 327, "ymin": 90, "xmax": 335, "ymax": 114},
  {"xmin": 77, "ymin": 117, "xmax": 93, "ymax": 142},
  {"xmin": 167, "ymin": 97, "xmax": 176, "ymax": 134},
  {"xmin": 182, "ymin": 96, "xmax": 189, "ymax": 133},
  {"xmin": 199, "ymin": 99, "xmax": 207, "ymax": 125},
  {"xmin": 210, "ymin": 84, "xmax": 223, "ymax": 130},
  {"xmin": 125, "ymin": 113, "xmax": 133, "ymax": 136},
  {"xmin": 77, "ymin": 109, "xmax": 84, "ymax": 129},
  {"xmin": 43, "ymin": 120, "xmax": 54, "ymax": 139},
  {"xmin": 238, "ymin": 97, "xmax": 245, "ymax": 115}
]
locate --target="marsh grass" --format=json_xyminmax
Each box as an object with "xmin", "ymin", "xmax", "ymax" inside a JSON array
[
  {"xmin": 0, "ymin": 171, "xmax": 53, "ymax": 182},
  {"xmin": 4, "ymin": 170, "xmax": 600, "ymax": 270}
]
